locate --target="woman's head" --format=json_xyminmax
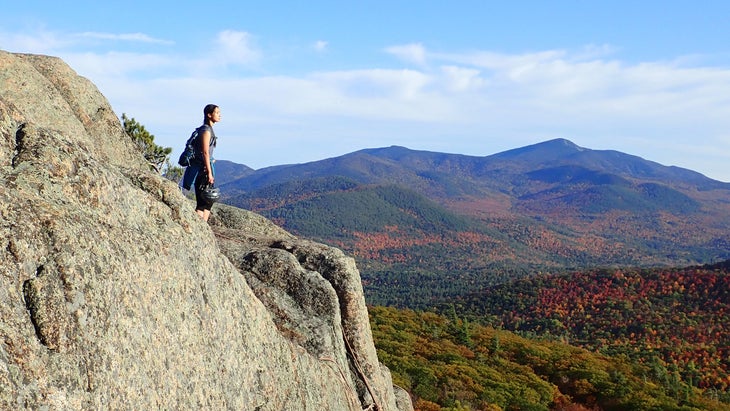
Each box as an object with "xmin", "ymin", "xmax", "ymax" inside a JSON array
[{"xmin": 203, "ymin": 104, "xmax": 220, "ymax": 124}]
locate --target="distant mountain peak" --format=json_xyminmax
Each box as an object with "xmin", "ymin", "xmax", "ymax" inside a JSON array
[
  {"xmin": 522, "ymin": 138, "xmax": 584, "ymax": 151},
  {"xmin": 490, "ymin": 138, "xmax": 586, "ymax": 162},
  {"xmin": 358, "ymin": 145, "xmax": 423, "ymax": 158},
  {"xmin": 547, "ymin": 138, "xmax": 585, "ymax": 151}
]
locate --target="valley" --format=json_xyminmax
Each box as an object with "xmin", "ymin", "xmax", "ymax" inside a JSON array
[{"xmin": 216, "ymin": 139, "xmax": 730, "ymax": 409}]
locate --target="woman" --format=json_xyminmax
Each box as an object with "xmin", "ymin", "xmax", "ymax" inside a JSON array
[{"xmin": 194, "ymin": 104, "xmax": 220, "ymax": 221}]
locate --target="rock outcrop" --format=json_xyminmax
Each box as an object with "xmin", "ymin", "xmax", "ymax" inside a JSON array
[{"xmin": 0, "ymin": 51, "xmax": 412, "ymax": 410}]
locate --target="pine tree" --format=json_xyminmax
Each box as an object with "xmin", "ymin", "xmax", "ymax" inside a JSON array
[{"xmin": 122, "ymin": 114, "xmax": 172, "ymax": 173}]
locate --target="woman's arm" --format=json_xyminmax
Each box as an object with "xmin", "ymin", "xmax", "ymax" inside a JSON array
[{"xmin": 200, "ymin": 130, "xmax": 214, "ymax": 184}]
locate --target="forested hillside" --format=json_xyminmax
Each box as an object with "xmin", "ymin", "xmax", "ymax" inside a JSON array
[
  {"xmin": 454, "ymin": 263, "xmax": 730, "ymax": 399},
  {"xmin": 216, "ymin": 142, "xmax": 730, "ymax": 409},
  {"xmin": 369, "ymin": 306, "xmax": 730, "ymax": 411}
]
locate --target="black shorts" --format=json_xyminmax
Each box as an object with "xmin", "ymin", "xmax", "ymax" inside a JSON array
[{"xmin": 194, "ymin": 172, "xmax": 214, "ymax": 211}]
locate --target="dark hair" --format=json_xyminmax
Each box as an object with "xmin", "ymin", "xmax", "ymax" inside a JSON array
[{"xmin": 203, "ymin": 104, "xmax": 218, "ymax": 122}]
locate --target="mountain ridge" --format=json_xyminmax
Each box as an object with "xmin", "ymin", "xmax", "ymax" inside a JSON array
[
  {"xmin": 218, "ymin": 138, "xmax": 730, "ymax": 226},
  {"xmin": 220, "ymin": 138, "xmax": 730, "ymax": 194},
  {"xmin": 217, "ymin": 138, "xmax": 730, "ymax": 306}
]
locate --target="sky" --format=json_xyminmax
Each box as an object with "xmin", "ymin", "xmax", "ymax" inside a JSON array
[{"xmin": 2, "ymin": 1, "xmax": 730, "ymax": 181}]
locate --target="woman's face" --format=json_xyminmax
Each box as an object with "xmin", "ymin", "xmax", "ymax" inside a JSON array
[{"xmin": 208, "ymin": 107, "xmax": 221, "ymax": 123}]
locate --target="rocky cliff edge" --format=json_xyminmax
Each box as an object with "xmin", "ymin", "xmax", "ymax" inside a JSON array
[{"xmin": 0, "ymin": 51, "xmax": 412, "ymax": 411}]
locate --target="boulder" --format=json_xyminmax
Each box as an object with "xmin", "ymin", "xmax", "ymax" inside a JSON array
[{"xmin": 0, "ymin": 50, "xmax": 410, "ymax": 411}]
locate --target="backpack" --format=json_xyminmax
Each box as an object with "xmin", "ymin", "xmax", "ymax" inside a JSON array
[{"xmin": 177, "ymin": 128, "xmax": 200, "ymax": 167}]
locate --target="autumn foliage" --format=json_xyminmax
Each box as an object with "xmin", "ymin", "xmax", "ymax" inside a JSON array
[
  {"xmin": 369, "ymin": 305, "xmax": 730, "ymax": 411},
  {"xmin": 459, "ymin": 264, "xmax": 730, "ymax": 398}
]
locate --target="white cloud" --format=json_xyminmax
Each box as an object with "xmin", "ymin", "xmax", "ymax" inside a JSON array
[
  {"xmin": 385, "ymin": 43, "xmax": 427, "ymax": 65},
  {"xmin": 444, "ymin": 49, "xmax": 567, "ymax": 72},
  {"xmin": 313, "ymin": 40, "xmax": 328, "ymax": 52},
  {"xmin": 0, "ymin": 30, "xmax": 73, "ymax": 54},
  {"xmin": 76, "ymin": 32, "xmax": 174, "ymax": 45},
  {"xmin": 572, "ymin": 44, "xmax": 620, "ymax": 61},
  {"xmin": 0, "ymin": 29, "xmax": 174, "ymax": 55},
  {"xmin": 65, "ymin": 51, "xmax": 175, "ymax": 78},
  {"xmin": 75, "ymin": 44, "xmax": 730, "ymax": 180},
  {"xmin": 313, "ymin": 69, "xmax": 432, "ymax": 100},
  {"xmin": 215, "ymin": 30, "xmax": 260, "ymax": 66},
  {"xmin": 440, "ymin": 66, "xmax": 486, "ymax": 92},
  {"xmin": 3, "ymin": 29, "xmax": 730, "ymax": 180}
]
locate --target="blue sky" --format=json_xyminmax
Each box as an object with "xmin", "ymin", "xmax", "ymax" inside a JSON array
[{"xmin": 3, "ymin": 1, "xmax": 730, "ymax": 181}]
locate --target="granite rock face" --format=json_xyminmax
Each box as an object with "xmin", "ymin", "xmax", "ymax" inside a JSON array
[{"xmin": 0, "ymin": 51, "xmax": 411, "ymax": 411}]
